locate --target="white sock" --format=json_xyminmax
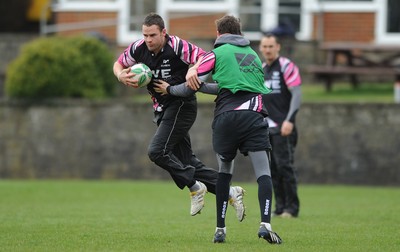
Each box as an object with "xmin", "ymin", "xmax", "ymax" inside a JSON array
[
  {"xmin": 189, "ymin": 181, "xmax": 201, "ymax": 192},
  {"xmin": 216, "ymin": 227, "xmax": 226, "ymax": 233},
  {"xmin": 228, "ymin": 186, "xmax": 233, "ymax": 199},
  {"xmin": 261, "ymin": 222, "xmax": 272, "ymax": 231}
]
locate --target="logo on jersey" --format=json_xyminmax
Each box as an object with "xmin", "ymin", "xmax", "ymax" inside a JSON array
[
  {"xmin": 264, "ymin": 71, "xmax": 281, "ymax": 94},
  {"xmin": 152, "ymin": 69, "xmax": 171, "ymax": 79},
  {"xmin": 235, "ymin": 53, "xmax": 260, "ymax": 73},
  {"xmin": 151, "ymin": 59, "xmax": 172, "ymax": 79}
]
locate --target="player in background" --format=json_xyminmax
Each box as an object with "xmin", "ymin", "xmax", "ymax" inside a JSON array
[
  {"xmin": 259, "ymin": 32, "xmax": 302, "ymax": 218},
  {"xmin": 113, "ymin": 13, "xmax": 245, "ymax": 221},
  {"xmin": 155, "ymin": 15, "xmax": 282, "ymax": 244}
]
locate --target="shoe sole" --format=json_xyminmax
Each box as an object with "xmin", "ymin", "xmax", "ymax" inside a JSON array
[
  {"xmin": 213, "ymin": 235, "xmax": 226, "ymax": 243},
  {"xmin": 258, "ymin": 231, "xmax": 283, "ymax": 244},
  {"xmin": 213, "ymin": 239, "xmax": 225, "ymax": 243},
  {"xmin": 191, "ymin": 210, "xmax": 201, "ymax": 216}
]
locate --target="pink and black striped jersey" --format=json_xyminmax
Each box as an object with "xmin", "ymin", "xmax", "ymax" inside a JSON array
[
  {"xmin": 117, "ymin": 34, "xmax": 205, "ymax": 108},
  {"xmin": 262, "ymin": 56, "xmax": 302, "ymax": 126}
]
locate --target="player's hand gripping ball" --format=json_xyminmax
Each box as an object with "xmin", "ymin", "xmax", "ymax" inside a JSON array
[{"xmin": 130, "ymin": 63, "xmax": 153, "ymax": 87}]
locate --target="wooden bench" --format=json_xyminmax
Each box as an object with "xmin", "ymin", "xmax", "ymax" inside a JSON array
[
  {"xmin": 307, "ymin": 65, "xmax": 400, "ymax": 91},
  {"xmin": 308, "ymin": 42, "xmax": 400, "ymax": 91}
]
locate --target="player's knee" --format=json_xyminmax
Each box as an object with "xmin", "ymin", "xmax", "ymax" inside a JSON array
[
  {"xmin": 147, "ymin": 146, "xmax": 162, "ymax": 163},
  {"xmin": 216, "ymin": 153, "xmax": 235, "ymax": 163}
]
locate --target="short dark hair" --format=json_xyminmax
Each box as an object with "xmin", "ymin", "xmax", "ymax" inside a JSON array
[
  {"xmin": 143, "ymin": 13, "xmax": 165, "ymax": 31},
  {"xmin": 262, "ymin": 32, "xmax": 280, "ymax": 44},
  {"xmin": 215, "ymin": 15, "xmax": 242, "ymax": 35}
]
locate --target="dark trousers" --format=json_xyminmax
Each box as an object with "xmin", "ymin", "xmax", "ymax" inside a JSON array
[
  {"xmin": 269, "ymin": 129, "xmax": 300, "ymax": 216},
  {"xmin": 147, "ymin": 99, "xmax": 217, "ymax": 193}
]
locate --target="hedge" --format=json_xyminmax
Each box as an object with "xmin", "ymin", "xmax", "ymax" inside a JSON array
[{"xmin": 5, "ymin": 35, "xmax": 117, "ymax": 99}]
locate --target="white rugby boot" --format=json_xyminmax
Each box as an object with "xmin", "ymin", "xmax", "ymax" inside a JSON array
[
  {"xmin": 229, "ymin": 186, "xmax": 246, "ymax": 222},
  {"xmin": 190, "ymin": 181, "xmax": 207, "ymax": 216}
]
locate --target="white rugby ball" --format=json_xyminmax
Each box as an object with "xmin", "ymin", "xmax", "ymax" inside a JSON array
[{"xmin": 130, "ymin": 63, "xmax": 152, "ymax": 87}]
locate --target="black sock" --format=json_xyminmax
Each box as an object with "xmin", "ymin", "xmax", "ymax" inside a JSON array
[
  {"xmin": 216, "ymin": 173, "xmax": 232, "ymax": 228},
  {"xmin": 257, "ymin": 175, "xmax": 273, "ymax": 223}
]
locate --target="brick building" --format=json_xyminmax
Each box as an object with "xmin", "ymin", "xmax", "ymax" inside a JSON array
[
  {"xmin": 48, "ymin": 0, "xmax": 400, "ymax": 46},
  {"xmin": 1, "ymin": 0, "xmax": 399, "ymax": 94}
]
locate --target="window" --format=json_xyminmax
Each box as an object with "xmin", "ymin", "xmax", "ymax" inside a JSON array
[
  {"xmin": 129, "ymin": 0, "xmax": 156, "ymax": 31},
  {"xmin": 238, "ymin": 0, "xmax": 261, "ymax": 32},
  {"xmin": 278, "ymin": 0, "xmax": 301, "ymax": 33},
  {"xmin": 387, "ymin": 0, "xmax": 400, "ymax": 33}
]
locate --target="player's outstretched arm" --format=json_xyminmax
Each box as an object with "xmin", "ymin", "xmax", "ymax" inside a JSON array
[
  {"xmin": 186, "ymin": 57, "xmax": 203, "ymax": 90},
  {"xmin": 154, "ymin": 80, "xmax": 218, "ymax": 97},
  {"xmin": 154, "ymin": 80, "xmax": 195, "ymax": 97}
]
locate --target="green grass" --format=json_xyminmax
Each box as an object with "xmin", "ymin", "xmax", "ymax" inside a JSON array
[
  {"xmin": 196, "ymin": 82, "xmax": 397, "ymax": 103},
  {"xmin": 129, "ymin": 82, "xmax": 396, "ymax": 104},
  {"xmin": 301, "ymin": 82, "xmax": 395, "ymax": 103},
  {"xmin": 1, "ymin": 180, "xmax": 399, "ymax": 252}
]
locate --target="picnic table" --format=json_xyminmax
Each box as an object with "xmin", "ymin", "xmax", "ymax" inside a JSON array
[{"xmin": 307, "ymin": 42, "xmax": 400, "ymax": 91}]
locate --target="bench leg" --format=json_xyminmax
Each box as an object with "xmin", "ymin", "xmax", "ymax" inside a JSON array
[
  {"xmin": 317, "ymin": 74, "xmax": 333, "ymax": 92},
  {"xmin": 325, "ymin": 76, "xmax": 333, "ymax": 92},
  {"xmin": 350, "ymin": 74, "xmax": 359, "ymax": 89},
  {"xmin": 344, "ymin": 50, "xmax": 359, "ymax": 89}
]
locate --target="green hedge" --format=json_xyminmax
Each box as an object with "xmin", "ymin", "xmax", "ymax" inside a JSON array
[{"xmin": 5, "ymin": 36, "xmax": 117, "ymax": 99}]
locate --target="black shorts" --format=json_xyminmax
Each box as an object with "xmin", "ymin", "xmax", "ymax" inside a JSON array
[{"xmin": 212, "ymin": 110, "xmax": 271, "ymax": 162}]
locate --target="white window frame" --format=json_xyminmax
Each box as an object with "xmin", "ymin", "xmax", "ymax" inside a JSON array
[
  {"xmin": 261, "ymin": 0, "xmax": 310, "ymax": 41},
  {"xmin": 118, "ymin": 0, "xmax": 142, "ymax": 45},
  {"xmin": 376, "ymin": 0, "xmax": 400, "ymax": 44}
]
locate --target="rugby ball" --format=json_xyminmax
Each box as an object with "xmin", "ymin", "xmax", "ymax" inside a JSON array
[{"xmin": 130, "ymin": 63, "xmax": 152, "ymax": 87}]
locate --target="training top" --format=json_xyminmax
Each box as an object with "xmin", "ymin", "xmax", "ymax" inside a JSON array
[
  {"xmin": 196, "ymin": 34, "xmax": 271, "ymax": 117},
  {"xmin": 262, "ymin": 56, "xmax": 301, "ymax": 127},
  {"xmin": 117, "ymin": 34, "xmax": 205, "ymax": 111}
]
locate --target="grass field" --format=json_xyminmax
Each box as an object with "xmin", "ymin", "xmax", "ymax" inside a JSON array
[
  {"xmin": 300, "ymin": 82, "xmax": 395, "ymax": 103},
  {"xmin": 1, "ymin": 180, "xmax": 399, "ymax": 252},
  {"xmin": 195, "ymin": 82, "xmax": 396, "ymax": 104},
  {"xmin": 130, "ymin": 82, "xmax": 395, "ymax": 104}
]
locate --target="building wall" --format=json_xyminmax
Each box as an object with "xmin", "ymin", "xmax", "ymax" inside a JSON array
[
  {"xmin": 169, "ymin": 13, "xmax": 225, "ymax": 41},
  {"xmin": 55, "ymin": 11, "xmax": 118, "ymax": 43},
  {"xmin": 313, "ymin": 12, "xmax": 375, "ymax": 42},
  {"xmin": 53, "ymin": 12, "xmax": 223, "ymax": 46},
  {"xmin": 52, "ymin": 10, "xmax": 378, "ymax": 45},
  {"xmin": 50, "ymin": 0, "xmax": 400, "ymax": 45}
]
